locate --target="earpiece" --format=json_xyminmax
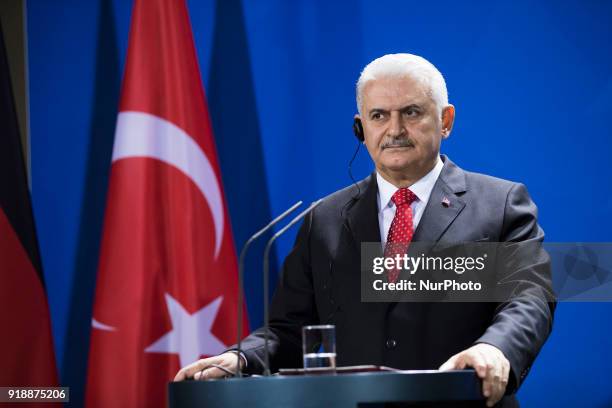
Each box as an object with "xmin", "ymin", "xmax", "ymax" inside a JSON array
[{"xmin": 352, "ymin": 118, "xmax": 364, "ymax": 142}]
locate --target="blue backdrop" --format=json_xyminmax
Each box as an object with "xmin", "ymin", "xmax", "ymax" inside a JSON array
[{"xmin": 27, "ymin": 0, "xmax": 612, "ymax": 406}]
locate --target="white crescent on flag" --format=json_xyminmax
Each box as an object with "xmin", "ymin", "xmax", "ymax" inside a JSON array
[{"xmin": 111, "ymin": 111, "xmax": 225, "ymax": 258}]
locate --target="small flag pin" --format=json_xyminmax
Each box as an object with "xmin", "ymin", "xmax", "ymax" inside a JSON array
[{"xmin": 441, "ymin": 197, "xmax": 451, "ymax": 207}]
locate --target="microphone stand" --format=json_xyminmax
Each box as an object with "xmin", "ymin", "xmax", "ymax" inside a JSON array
[
  {"xmin": 262, "ymin": 200, "xmax": 323, "ymax": 376},
  {"xmin": 235, "ymin": 201, "xmax": 303, "ymax": 377}
]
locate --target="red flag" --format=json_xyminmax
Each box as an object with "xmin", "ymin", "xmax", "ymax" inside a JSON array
[
  {"xmin": 85, "ymin": 1, "xmax": 248, "ymax": 406},
  {"xmin": 0, "ymin": 23, "xmax": 59, "ymax": 393}
]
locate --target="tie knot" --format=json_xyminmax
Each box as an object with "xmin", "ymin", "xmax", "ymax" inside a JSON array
[{"xmin": 391, "ymin": 188, "xmax": 417, "ymax": 207}]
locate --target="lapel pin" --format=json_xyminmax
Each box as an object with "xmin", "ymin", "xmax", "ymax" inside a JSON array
[{"xmin": 441, "ymin": 197, "xmax": 451, "ymax": 207}]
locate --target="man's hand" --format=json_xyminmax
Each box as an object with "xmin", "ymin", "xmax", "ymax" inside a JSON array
[
  {"xmin": 439, "ymin": 343, "xmax": 510, "ymax": 407},
  {"xmin": 174, "ymin": 352, "xmax": 245, "ymax": 381}
]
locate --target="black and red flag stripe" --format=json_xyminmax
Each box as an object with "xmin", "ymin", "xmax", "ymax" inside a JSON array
[{"xmin": 0, "ymin": 23, "xmax": 58, "ymax": 388}]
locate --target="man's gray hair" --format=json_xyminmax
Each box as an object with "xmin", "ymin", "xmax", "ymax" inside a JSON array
[{"xmin": 356, "ymin": 53, "xmax": 449, "ymax": 116}]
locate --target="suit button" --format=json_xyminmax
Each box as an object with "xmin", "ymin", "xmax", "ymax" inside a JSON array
[{"xmin": 385, "ymin": 339, "xmax": 397, "ymax": 349}]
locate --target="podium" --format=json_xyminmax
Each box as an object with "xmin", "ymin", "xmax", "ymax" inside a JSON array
[{"xmin": 168, "ymin": 370, "xmax": 484, "ymax": 407}]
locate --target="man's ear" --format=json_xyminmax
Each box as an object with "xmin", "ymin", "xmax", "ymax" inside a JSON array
[{"xmin": 441, "ymin": 105, "xmax": 455, "ymax": 139}]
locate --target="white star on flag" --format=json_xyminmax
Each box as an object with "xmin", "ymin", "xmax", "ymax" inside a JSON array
[{"xmin": 145, "ymin": 293, "xmax": 227, "ymax": 367}]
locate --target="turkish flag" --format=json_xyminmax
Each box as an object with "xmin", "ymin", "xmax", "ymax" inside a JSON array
[
  {"xmin": 0, "ymin": 22, "xmax": 59, "ymax": 394},
  {"xmin": 85, "ymin": 1, "xmax": 248, "ymax": 406}
]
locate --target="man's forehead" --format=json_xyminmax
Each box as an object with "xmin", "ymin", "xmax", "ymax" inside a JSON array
[{"xmin": 362, "ymin": 76, "xmax": 432, "ymax": 110}]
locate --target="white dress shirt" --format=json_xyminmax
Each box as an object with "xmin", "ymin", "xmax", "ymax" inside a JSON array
[{"xmin": 377, "ymin": 156, "xmax": 444, "ymax": 243}]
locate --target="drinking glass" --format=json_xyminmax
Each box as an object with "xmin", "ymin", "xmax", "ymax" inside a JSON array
[{"xmin": 302, "ymin": 324, "xmax": 336, "ymax": 371}]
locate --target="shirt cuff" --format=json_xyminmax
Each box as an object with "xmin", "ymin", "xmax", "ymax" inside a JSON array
[{"xmin": 226, "ymin": 349, "xmax": 248, "ymax": 368}]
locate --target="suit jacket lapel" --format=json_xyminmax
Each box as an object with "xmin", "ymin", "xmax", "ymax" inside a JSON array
[
  {"xmin": 412, "ymin": 155, "xmax": 467, "ymax": 244},
  {"xmin": 341, "ymin": 158, "xmax": 469, "ymax": 253},
  {"xmin": 343, "ymin": 173, "xmax": 382, "ymax": 253}
]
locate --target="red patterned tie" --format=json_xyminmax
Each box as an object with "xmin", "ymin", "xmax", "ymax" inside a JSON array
[{"xmin": 384, "ymin": 188, "xmax": 418, "ymax": 283}]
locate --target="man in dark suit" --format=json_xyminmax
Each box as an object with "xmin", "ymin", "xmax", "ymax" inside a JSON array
[{"xmin": 175, "ymin": 53, "xmax": 555, "ymax": 407}]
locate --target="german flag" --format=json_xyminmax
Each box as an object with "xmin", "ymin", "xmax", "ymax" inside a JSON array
[{"xmin": 0, "ymin": 23, "xmax": 58, "ymax": 388}]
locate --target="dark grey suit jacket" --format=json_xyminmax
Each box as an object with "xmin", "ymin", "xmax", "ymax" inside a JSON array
[{"xmin": 237, "ymin": 156, "xmax": 555, "ymax": 407}]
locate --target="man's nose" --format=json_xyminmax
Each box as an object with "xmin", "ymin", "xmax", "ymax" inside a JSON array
[{"xmin": 387, "ymin": 112, "xmax": 405, "ymax": 138}]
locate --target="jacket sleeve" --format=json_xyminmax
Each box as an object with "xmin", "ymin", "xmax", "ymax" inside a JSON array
[
  {"xmin": 475, "ymin": 182, "xmax": 556, "ymax": 393},
  {"xmin": 228, "ymin": 210, "xmax": 319, "ymax": 374}
]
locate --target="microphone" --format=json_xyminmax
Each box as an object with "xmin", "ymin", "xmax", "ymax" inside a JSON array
[
  {"xmin": 262, "ymin": 199, "xmax": 323, "ymax": 376},
  {"xmin": 235, "ymin": 201, "xmax": 303, "ymax": 377}
]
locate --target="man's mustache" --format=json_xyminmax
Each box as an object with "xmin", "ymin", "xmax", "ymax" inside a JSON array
[{"xmin": 381, "ymin": 138, "xmax": 414, "ymax": 149}]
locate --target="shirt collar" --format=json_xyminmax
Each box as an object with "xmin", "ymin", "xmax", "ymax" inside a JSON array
[{"xmin": 376, "ymin": 156, "xmax": 444, "ymax": 212}]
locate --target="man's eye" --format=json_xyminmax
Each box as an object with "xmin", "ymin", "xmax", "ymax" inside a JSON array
[
  {"xmin": 371, "ymin": 112, "xmax": 384, "ymax": 120},
  {"xmin": 404, "ymin": 108, "xmax": 421, "ymax": 117}
]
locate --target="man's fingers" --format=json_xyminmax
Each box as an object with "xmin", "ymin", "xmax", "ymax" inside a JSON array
[
  {"xmin": 440, "ymin": 344, "xmax": 510, "ymax": 407},
  {"xmin": 487, "ymin": 358, "xmax": 510, "ymax": 407},
  {"xmin": 193, "ymin": 368, "xmax": 205, "ymax": 381},
  {"xmin": 174, "ymin": 361, "xmax": 203, "ymax": 381},
  {"xmin": 486, "ymin": 356, "xmax": 503, "ymax": 407},
  {"xmin": 500, "ymin": 358, "xmax": 509, "ymax": 389},
  {"xmin": 174, "ymin": 370, "xmax": 186, "ymax": 382},
  {"xmin": 194, "ymin": 366, "xmax": 225, "ymax": 381},
  {"xmin": 190, "ymin": 360, "xmax": 216, "ymax": 379},
  {"xmin": 174, "ymin": 353, "xmax": 243, "ymax": 381},
  {"xmin": 179, "ymin": 360, "xmax": 208, "ymax": 381},
  {"xmin": 175, "ymin": 357, "xmax": 221, "ymax": 381},
  {"xmin": 438, "ymin": 354, "xmax": 458, "ymax": 371},
  {"xmin": 465, "ymin": 349, "xmax": 487, "ymax": 379},
  {"xmin": 472, "ymin": 349, "xmax": 492, "ymax": 398}
]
